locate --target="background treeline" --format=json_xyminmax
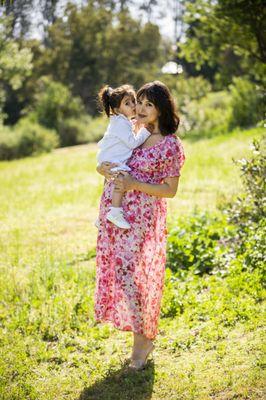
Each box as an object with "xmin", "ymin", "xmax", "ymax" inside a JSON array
[{"xmin": 0, "ymin": 0, "xmax": 265, "ymax": 159}]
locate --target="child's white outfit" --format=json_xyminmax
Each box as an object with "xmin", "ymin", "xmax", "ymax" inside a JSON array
[{"xmin": 96, "ymin": 114, "xmax": 151, "ymax": 229}]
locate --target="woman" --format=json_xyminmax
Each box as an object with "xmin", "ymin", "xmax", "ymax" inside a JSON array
[{"xmin": 94, "ymin": 80, "xmax": 186, "ymax": 370}]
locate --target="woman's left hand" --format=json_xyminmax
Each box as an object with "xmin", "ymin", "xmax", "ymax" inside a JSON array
[{"xmin": 113, "ymin": 171, "xmax": 135, "ymax": 192}]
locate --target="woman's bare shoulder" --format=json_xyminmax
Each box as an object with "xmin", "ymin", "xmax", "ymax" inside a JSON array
[{"xmin": 140, "ymin": 133, "xmax": 164, "ymax": 149}]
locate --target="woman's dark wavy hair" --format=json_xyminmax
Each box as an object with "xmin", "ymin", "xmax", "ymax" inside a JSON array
[
  {"xmin": 137, "ymin": 81, "xmax": 180, "ymax": 135},
  {"xmin": 98, "ymin": 84, "xmax": 135, "ymax": 117}
]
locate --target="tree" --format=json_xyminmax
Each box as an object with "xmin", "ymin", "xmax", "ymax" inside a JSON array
[
  {"xmin": 35, "ymin": 2, "xmax": 162, "ymax": 114},
  {"xmin": 139, "ymin": 0, "xmax": 158, "ymax": 22},
  {"xmin": 0, "ymin": 17, "xmax": 33, "ymax": 124},
  {"xmin": 179, "ymin": 0, "xmax": 266, "ymax": 86},
  {"xmin": 1, "ymin": 0, "xmax": 60, "ymax": 38}
]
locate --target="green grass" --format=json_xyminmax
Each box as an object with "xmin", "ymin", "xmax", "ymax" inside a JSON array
[{"xmin": 0, "ymin": 127, "xmax": 264, "ymax": 399}]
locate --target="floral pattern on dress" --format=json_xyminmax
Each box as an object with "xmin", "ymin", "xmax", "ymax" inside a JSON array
[{"xmin": 94, "ymin": 134, "xmax": 185, "ymax": 339}]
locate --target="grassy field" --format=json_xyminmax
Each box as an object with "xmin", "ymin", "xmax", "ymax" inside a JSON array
[{"xmin": 0, "ymin": 127, "xmax": 264, "ymax": 399}]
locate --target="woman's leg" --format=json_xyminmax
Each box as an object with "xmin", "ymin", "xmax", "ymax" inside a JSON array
[{"xmin": 131, "ymin": 332, "xmax": 154, "ymax": 361}]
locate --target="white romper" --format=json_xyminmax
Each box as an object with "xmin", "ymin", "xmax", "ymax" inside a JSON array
[{"xmin": 96, "ymin": 114, "xmax": 151, "ymax": 172}]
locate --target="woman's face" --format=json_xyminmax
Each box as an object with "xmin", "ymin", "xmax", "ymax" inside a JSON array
[{"xmin": 136, "ymin": 95, "xmax": 160, "ymax": 125}]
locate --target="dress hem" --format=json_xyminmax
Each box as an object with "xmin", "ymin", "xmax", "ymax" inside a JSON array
[{"xmin": 94, "ymin": 317, "xmax": 157, "ymax": 341}]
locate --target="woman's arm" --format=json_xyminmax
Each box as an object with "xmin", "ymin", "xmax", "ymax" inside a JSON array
[
  {"xmin": 135, "ymin": 176, "xmax": 179, "ymax": 198},
  {"xmin": 113, "ymin": 172, "xmax": 179, "ymax": 199}
]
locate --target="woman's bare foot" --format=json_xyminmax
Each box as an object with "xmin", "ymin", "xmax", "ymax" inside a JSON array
[{"xmin": 129, "ymin": 333, "xmax": 155, "ymax": 368}]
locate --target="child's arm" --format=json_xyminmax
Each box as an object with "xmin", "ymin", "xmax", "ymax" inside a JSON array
[{"xmin": 113, "ymin": 118, "xmax": 151, "ymax": 149}]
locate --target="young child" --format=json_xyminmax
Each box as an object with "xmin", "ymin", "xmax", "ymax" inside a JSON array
[{"xmin": 95, "ymin": 84, "xmax": 151, "ymax": 229}]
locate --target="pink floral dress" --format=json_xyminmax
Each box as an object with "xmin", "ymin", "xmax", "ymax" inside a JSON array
[{"xmin": 94, "ymin": 134, "xmax": 185, "ymax": 340}]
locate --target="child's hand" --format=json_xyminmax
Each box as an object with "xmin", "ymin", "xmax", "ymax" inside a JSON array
[
  {"xmin": 145, "ymin": 123, "xmax": 155, "ymax": 133},
  {"xmin": 133, "ymin": 119, "xmax": 144, "ymax": 133}
]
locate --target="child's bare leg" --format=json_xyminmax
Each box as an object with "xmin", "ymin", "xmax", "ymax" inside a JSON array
[
  {"xmin": 111, "ymin": 171, "xmax": 125, "ymax": 207},
  {"xmin": 106, "ymin": 172, "xmax": 130, "ymax": 228},
  {"xmin": 111, "ymin": 186, "xmax": 124, "ymax": 207}
]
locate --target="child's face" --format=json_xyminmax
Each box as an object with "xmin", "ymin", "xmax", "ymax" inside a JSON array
[
  {"xmin": 116, "ymin": 95, "xmax": 136, "ymax": 119},
  {"xmin": 136, "ymin": 95, "xmax": 160, "ymax": 125}
]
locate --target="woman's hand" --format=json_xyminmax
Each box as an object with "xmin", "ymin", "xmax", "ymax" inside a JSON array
[
  {"xmin": 113, "ymin": 171, "xmax": 136, "ymax": 192},
  {"xmin": 96, "ymin": 162, "xmax": 120, "ymax": 180}
]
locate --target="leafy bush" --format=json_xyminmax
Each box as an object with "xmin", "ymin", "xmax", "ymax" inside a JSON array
[
  {"xmin": 57, "ymin": 116, "xmax": 90, "ymax": 147},
  {"xmin": 0, "ymin": 125, "xmax": 20, "ymax": 160},
  {"xmin": 166, "ymin": 211, "xmax": 235, "ymax": 277},
  {"xmin": 167, "ymin": 137, "xmax": 265, "ymax": 280},
  {"xmin": 174, "ymin": 77, "xmax": 263, "ymax": 139},
  {"xmin": 161, "ymin": 258, "xmax": 264, "ymax": 324},
  {"xmin": 33, "ymin": 76, "xmax": 86, "ymax": 145},
  {"xmin": 170, "ymin": 75, "xmax": 212, "ymax": 106},
  {"xmin": 220, "ymin": 136, "xmax": 266, "ymax": 272},
  {"xmin": 85, "ymin": 116, "xmax": 109, "ymax": 143},
  {"xmin": 228, "ymin": 77, "xmax": 264, "ymax": 129},
  {"xmin": 0, "ymin": 119, "xmax": 58, "ymax": 160},
  {"xmin": 57, "ymin": 115, "xmax": 108, "ymax": 146},
  {"xmin": 181, "ymin": 90, "xmax": 232, "ymax": 139}
]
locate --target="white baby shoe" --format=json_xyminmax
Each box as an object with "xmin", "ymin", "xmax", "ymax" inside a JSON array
[
  {"xmin": 95, "ymin": 218, "xmax": 100, "ymax": 229},
  {"xmin": 106, "ymin": 207, "xmax": 131, "ymax": 229}
]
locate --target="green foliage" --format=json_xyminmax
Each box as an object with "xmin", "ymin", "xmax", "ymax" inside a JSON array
[
  {"xmin": 226, "ymin": 136, "xmax": 266, "ymax": 226},
  {"xmin": 57, "ymin": 116, "xmax": 91, "ymax": 147},
  {"xmin": 0, "ymin": 16, "xmax": 33, "ymax": 123},
  {"xmin": 173, "ymin": 78, "xmax": 262, "ymax": 139},
  {"xmin": 162, "ymin": 258, "xmax": 265, "ymax": 325},
  {"xmin": 0, "ymin": 334, "xmax": 39, "ymax": 400},
  {"xmin": 57, "ymin": 115, "xmax": 109, "ymax": 146},
  {"xmin": 0, "ymin": 118, "xmax": 58, "ymax": 160},
  {"xmin": 221, "ymin": 136, "xmax": 266, "ymax": 271},
  {"xmin": 228, "ymin": 77, "xmax": 264, "ymax": 129},
  {"xmin": 36, "ymin": 4, "xmax": 162, "ymax": 114},
  {"xmin": 33, "ymin": 76, "xmax": 85, "ymax": 146},
  {"xmin": 166, "ymin": 211, "xmax": 234, "ymax": 276},
  {"xmin": 165, "ymin": 135, "xmax": 266, "ymax": 321},
  {"xmin": 182, "ymin": 90, "xmax": 232, "ymax": 139},
  {"xmin": 84, "ymin": 116, "xmax": 109, "ymax": 143},
  {"xmin": 180, "ymin": 0, "xmax": 265, "ymax": 85}
]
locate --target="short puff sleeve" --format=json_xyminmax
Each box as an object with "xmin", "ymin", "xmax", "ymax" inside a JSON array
[{"xmin": 161, "ymin": 136, "xmax": 185, "ymax": 179}]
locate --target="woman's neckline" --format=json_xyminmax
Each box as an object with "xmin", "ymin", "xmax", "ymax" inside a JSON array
[{"xmin": 138, "ymin": 134, "xmax": 172, "ymax": 151}]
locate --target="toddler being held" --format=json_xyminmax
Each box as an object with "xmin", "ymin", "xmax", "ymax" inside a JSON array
[{"xmin": 95, "ymin": 84, "xmax": 151, "ymax": 229}]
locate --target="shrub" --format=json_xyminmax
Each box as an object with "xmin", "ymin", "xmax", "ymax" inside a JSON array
[
  {"xmin": 33, "ymin": 76, "xmax": 85, "ymax": 143},
  {"xmin": 182, "ymin": 90, "xmax": 232, "ymax": 139},
  {"xmin": 0, "ymin": 118, "xmax": 58, "ymax": 160},
  {"xmin": 220, "ymin": 136, "xmax": 266, "ymax": 272},
  {"xmin": 228, "ymin": 77, "xmax": 264, "ymax": 129},
  {"xmin": 57, "ymin": 116, "xmax": 90, "ymax": 147},
  {"xmin": 57, "ymin": 115, "xmax": 109, "ymax": 147},
  {"xmin": 166, "ymin": 210, "xmax": 234, "ymax": 277},
  {"xmin": 85, "ymin": 116, "xmax": 109, "ymax": 143},
  {"xmin": 0, "ymin": 125, "xmax": 20, "ymax": 160}
]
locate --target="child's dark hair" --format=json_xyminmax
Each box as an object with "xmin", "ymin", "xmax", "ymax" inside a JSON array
[
  {"xmin": 137, "ymin": 80, "xmax": 180, "ymax": 135},
  {"xmin": 98, "ymin": 84, "xmax": 136, "ymax": 117}
]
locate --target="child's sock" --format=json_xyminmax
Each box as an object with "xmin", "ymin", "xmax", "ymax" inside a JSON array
[{"xmin": 109, "ymin": 206, "xmax": 123, "ymax": 214}]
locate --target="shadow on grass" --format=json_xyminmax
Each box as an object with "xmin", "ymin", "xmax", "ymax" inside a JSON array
[{"xmin": 78, "ymin": 358, "xmax": 155, "ymax": 400}]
